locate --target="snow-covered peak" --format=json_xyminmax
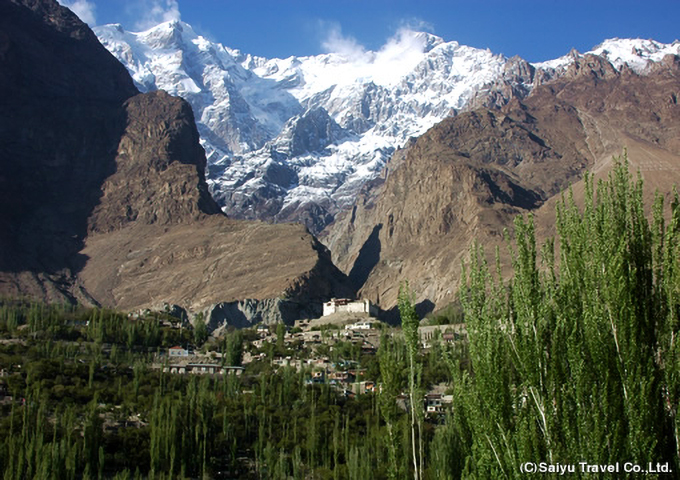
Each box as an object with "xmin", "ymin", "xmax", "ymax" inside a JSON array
[
  {"xmin": 533, "ymin": 38, "xmax": 680, "ymax": 73},
  {"xmin": 97, "ymin": 18, "xmax": 306, "ymax": 163},
  {"xmin": 138, "ymin": 20, "xmax": 191, "ymax": 49},
  {"xmin": 531, "ymin": 49, "xmax": 579, "ymax": 71},
  {"xmin": 249, "ymin": 29, "xmax": 464, "ymax": 97},
  {"xmin": 95, "ymin": 20, "xmax": 244, "ymax": 91},
  {"xmin": 590, "ymin": 38, "xmax": 680, "ymax": 73},
  {"xmin": 95, "ymin": 20, "xmax": 197, "ymax": 54}
]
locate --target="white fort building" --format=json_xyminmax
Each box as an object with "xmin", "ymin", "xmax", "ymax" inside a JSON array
[{"xmin": 322, "ymin": 298, "xmax": 378, "ymax": 317}]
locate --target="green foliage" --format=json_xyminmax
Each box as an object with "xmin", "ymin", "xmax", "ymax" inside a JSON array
[
  {"xmin": 457, "ymin": 155, "xmax": 680, "ymax": 478},
  {"xmin": 0, "ymin": 301, "xmax": 428, "ymax": 479},
  {"xmin": 378, "ymin": 333, "xmax": 407, "ymax": 479},
  {"xmin": 221, "ymin": 329, "xmax": 244, "ymax": 366},
  {"xmin": 399, "ymin": 281, "xmax": 425, "ymax": 480},
  {"xmin": 192, "ymin": 312, "xmax": 208, "ymax": 346},
  {"xmin": 276, "ymin": 322, "xmax": 286, "ymax": 353},
  {"xmin": 424, "ymin": 302, "xmax": 464, "ymax": 326}
]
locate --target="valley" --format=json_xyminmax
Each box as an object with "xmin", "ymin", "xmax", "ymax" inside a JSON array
[
  {"xmin": 0, "ymin": 1, "xmax": 679, "ymax": 478},
  {"xmin": 93, "ymin": 15, "xmax": 680, "ymax": 313}
]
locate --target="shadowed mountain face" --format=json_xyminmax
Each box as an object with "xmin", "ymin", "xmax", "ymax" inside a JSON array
[
  {"xmin": 322, "ymin": 53, "xmax": 680, "ymax": 309},
  {"xmin": 0, "ymin": 0, "xmax": 138, "ymax": 301},
  {"xmin": 0, "ymin": 0, "xmax": 352, "ymax": 311}
]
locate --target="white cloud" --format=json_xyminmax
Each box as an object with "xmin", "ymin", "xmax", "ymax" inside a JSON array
[
  {"xmin": 398, "ymin": 17, "xmax": 435, "ymax": 35},
  {"xmin": 318, "ymin": 23, "xmax": 432, "ymax": 87},
  {"xmin": 131, "ymin": 0, "xmax": 182, "ymax": 31},
  {"xmin": 58, "ymin": 0, "xmax": 97, "ymax": 26},
  {"xmin": 321, "ymin": 23, "xmax": 369, "ymax": 61},
  {"xmin": 372, "ymin": 28, "xmax": 431, "ymax": 83}
]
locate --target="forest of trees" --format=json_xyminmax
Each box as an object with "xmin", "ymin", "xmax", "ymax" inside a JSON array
[
  {"xmin": 0, "ymin": 301, "xmax": 458, "ymax": 479},
  {"xmin": 0, "ymin": 157, "xmax": 678, "ymax": 478}
]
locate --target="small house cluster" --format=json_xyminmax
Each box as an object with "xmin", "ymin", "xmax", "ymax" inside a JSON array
[
  {"xmin": 345, "ymin": 320, "xmax": 379, "ymax": 330},
  {"xmin": 156, "ymin": 303, "xmax": 465, "ymax": 417},
  {"xmin": 418, "ymin": 324, "xmax": 466, "ymax": 348},
  {"xmin": 162, "ymin": 346, "xmax": 242, "ymax": 376},
  {"xmin": 168, "ymin": 346, "xmax": 190, "ymax": 357},
  {"xmin": 425, "ymin": 393, "xmax": 454, "ymax": 414},
  {"xmin": 163, "ymin": 363, "xmax": 244, "ymax": 376}
]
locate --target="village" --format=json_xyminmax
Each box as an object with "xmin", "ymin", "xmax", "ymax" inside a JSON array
[{"xmin": 157, "ymin": 298, "xmax": 466, "ymax": 415}]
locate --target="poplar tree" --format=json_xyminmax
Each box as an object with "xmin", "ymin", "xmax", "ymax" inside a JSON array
[
  {"xmin": 378, "ymin": 333, "xmax": 406, "ymax": 479},
  {"xmin": 399, "ymin": 281, "xmax": 424, "ymax": 480},
  {"xmin": 457, "ymin": 155, "xmax": 680, "ymax": 478}
]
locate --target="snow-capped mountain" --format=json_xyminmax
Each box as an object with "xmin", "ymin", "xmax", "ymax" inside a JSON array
[
  {"xmin": 535, "ymin": 38, "xmax": 680, "ymax": 73},
  {"xmin": 94, "ymin": 21, "xmax": 680, "ymax": 232}
]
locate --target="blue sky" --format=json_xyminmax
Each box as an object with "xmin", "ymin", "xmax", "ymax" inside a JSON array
[{"xmin": 60, "ymin": 0, "xmax": 680, "ymax": 62}]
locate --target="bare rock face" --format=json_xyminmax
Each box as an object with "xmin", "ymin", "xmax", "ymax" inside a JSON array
[
  {"xmin": 0, "ymin": 0, "xmax": 353, "ymax": 313},
  {"xmin": 322, "ymin": 55, "xmax": 680, "ymax": 311},
  {"xmin": 79, "ymin": 218, "xmax": 351, "ymax": 313},
  {"xmin": 88, "ymin": 90, "xmax": 222, "ymax": 234},
  {"xmin": 285, "ymin": 107, "xmax": 347, "ymax": 157},
  {"xmin": 468, "ymin": 56, "xmax": 537, "ymax": 110}
]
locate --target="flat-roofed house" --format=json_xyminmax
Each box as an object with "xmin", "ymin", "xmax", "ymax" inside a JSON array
[{"xmin": 168, "ymin": 346, "xmax": 189, "ymax": 357}]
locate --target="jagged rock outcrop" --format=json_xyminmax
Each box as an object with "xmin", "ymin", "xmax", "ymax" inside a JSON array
[
  {"xmin": 87, "ymin": 90, "xmax": 222, "ymax": 233},
  {"xmin": 0, "ymin": 0, "xmax": 353, "ymax": 315},
  {"xmin": 284, "ymin": 107, "xmax": 348, "ymax": 157},
  {"xmin": 204, "ymin": 298, "xmax": 321, "ymax": 333},
  {"xmin": 468, "ymin": 56, "xmax": 537, "ymax": 110},
  {"xmin": 322, "ymin": 53, "xmax": 680, "ymax": 311},
  {"xmin": 211, "ymin": 107, "xmax": 350, "ymax": 232}
]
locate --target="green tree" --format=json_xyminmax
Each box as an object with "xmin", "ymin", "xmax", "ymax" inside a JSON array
[
  {"xmin": 193, "ymin": 313, "xmax": 208, "ymax": 346},
  {"xmin": 399, "ymin": 281, "xmax": 424, "ymax": 480},
  {"xmin": 456, "ymin": 155, "xmax": 680, "ymax": 478},
  {"xmin": 276, "ymin": 322, "xmax": 286, "ymax": 354},
  {"xmin": 378, "ymin": 333, "xmax": 406, "ymax": 479},
  {"xmin": 222, "ymin": 330, "xmax": 244, "ymax": 366}
]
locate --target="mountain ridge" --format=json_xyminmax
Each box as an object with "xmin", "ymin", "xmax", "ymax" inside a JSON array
[
  {"xmin": 4, "ymin": 0, "xmax": 679, "ymax": 318},
  {"xmin": 95, "ymin": 19, "xmax": 680, "ymax": 233}
]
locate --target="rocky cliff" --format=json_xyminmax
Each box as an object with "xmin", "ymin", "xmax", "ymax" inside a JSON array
[
  {"xmin": 322, "ymin": 52, "xmax": 680, "ymax": 311},
  {"xmin": 0, "ymin": 0, "xmax": 352, "ymax": 318}
]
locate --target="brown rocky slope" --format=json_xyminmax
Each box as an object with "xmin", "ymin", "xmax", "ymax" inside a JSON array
[
  {"xmin": 322, "ymin": 52, "xmax": 680, "ymax": 313},
  {"xmin": 0, "ymin": 0, "xmax": 352, "ymax": 319}
]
